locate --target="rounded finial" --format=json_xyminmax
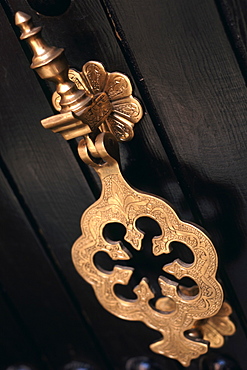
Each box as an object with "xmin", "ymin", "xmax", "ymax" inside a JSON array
[
  {"xmin": 15, "ymin": 11, "xmax": 31, "ymax": 25},
  {"xmin": 15, "ymin": 10, "xmax": 41, "ymax": 40}
]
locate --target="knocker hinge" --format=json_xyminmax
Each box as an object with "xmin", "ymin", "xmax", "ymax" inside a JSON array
[
  {"xmin": 15, "ymin": 11, "xmax": 143, "ymax": 141},
  {"xmin": 77, "ymin": 132, "xmax": 120, "ymax": 170}
]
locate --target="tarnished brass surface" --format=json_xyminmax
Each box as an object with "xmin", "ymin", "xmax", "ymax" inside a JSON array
[
  {"xmin": 15, "ymin": 12, "xmax": 142, "ymax": 141},
  {"xmin": 72, "ymin": 133, "xmax": 225, "ymax": 367}
]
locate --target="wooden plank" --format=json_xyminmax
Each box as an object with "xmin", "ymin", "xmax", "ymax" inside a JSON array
[
  {"xmin": 0, "ymin": 6, "xmax": 113, "ymax": 366},
  {"xmin": 215, "ymin": 0, "xmax": 247, "ymax": 82},
  {"xmin": 2, "ymin": 0, "xmax": 246, "ymax": 368},
  {"xmin": 5, "ymin": 0, "xmax": 192, "ymax": 216},
  {"xmin": 95, "ymin": 0, "xmax": 247, "ymax": 367},
  {"xmin": 0, "ymin": 1, "xmax": 187, "ymax": 369},
  {"xmin": 0, "ymin": 166, "xmax": 108, "ymax": 369},
  {"xmin": 0, "ymin": 288, "xmax": 46, "ymax": 370}
]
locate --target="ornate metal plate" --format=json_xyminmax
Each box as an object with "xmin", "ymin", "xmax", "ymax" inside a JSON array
[{"xmin": 72, "ymin": 133, "xmax": 224, "ymax": 367}]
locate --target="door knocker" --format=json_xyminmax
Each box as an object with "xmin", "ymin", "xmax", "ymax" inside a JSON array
[{"xmin": 15, "ymin": 11, "xmax": 235, "ymax": 367}]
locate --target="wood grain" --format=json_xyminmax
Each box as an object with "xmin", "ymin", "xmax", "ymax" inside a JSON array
[
  {"xmin": 0, "ymin": 1, "xmax": 187, "ymax": 368},
  {"xmin": 216, "ymin": 0, "xmax": 247, "ymax": 82},
  {"xmin": 104, "ymin": 0, "xmax": 247, "ymax": 295},
  {"xmin": 0, "ymin": 287, "xmax": 47, "ymax": 370},
  {"xmin": 1, "ymin": 0, "xmax": 247, "ymax": 368},
  {"xmin": 0, "ymin": 165, "xmax": 108, "ymax": 368},
  {"xmin": 99, "ymin": 0, "xmax": 247, "ymax": 367}
]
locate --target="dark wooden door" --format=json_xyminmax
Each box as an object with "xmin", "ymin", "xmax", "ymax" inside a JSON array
[{"xmin": 1, "ymin": 0, "xmax": 247, "ymax": 369}]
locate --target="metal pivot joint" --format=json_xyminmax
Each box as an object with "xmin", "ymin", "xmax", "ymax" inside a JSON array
[
  {"xmin": 15, "ymin": 11, "xmax": 142, "ymax": 141},
  {"xmin": 15, "ymin": 11, "xmax": 235, "ymax": 367}
]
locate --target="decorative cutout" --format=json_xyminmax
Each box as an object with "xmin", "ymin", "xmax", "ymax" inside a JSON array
[{"xmin": 96, "ymin": 219, "xmax": 197, "ymax": 304}]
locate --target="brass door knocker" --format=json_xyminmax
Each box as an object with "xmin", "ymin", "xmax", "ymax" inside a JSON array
[{"xmin": 15, "ymin": 11, "xmax": 235, "ymax": 367}]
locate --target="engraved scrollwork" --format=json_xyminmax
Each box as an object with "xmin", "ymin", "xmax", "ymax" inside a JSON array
[
  {"xmin": 71, "ymin": 133, "xmax": 229, "ymax": 367},
  {"xmin": 14, "ymin": 12, "xmax": 234, "ymax": 364},
  {"xmin": 52, "ymin": 61, "xmax": 142, "ymax": 141},
  {"xmin": 82, "ymin": 61, "xmax": 106, "ymax": 94}
]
